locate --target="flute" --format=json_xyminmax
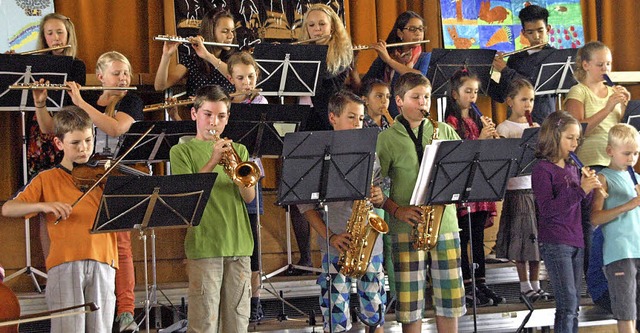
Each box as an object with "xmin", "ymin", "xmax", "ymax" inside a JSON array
[
  {"xmin": 143, "ymin": 98, "xmax": 194, "ymax": 112},
  {"xmin": 290, "ymin": 35, "xmax": 331, "ymax": 45},
  {"xmin": 18, "ymin": 45, "xmax": 71, "ymax": 55},
  {"xmin": 470, "ymin": 102, "xmax": 500, "ymax": 138},
  {"xmin": 9, "ymin": 83, "xmax": 136, "ymax": 91},
  {"xmin": 353, "ymin": 40, "xmax": 430, "ymax": 51},
  {"xmin": 229, "ymin": 88, "xmax": 262, "ymax": 98},
  {"xmin": 153, "ymin": 35, "xmax": 239, "ymax": 48},
  {"xmin": 628, "ymin": 166, "xmax": 640, "ymax": 196},
  {"xmin": 569, "ymin": 151, "xmax": 608, "ymax": 198},
  {"xmin": 498, "ymin": 44, "xmax": 545, "ymax": 58}
]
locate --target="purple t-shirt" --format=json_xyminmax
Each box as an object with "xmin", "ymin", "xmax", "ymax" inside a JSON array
[{"xmin": 532, "ymin": 159, "xmax": 591, "ymax": 248}]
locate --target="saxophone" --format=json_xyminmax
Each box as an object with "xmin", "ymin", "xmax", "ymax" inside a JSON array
[
  {"xmin": 209, "ymin": 130, "xmax": 260, "ymax": 187},
  {"xmin": 411, "ymin": 117, "xmax": 446, "ymax": 251},
  {"xmin": 338, "ymin": 198, "xmax": 389, "ymax": 278}
]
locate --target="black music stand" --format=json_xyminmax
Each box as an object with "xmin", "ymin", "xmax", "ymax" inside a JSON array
[
  {"xmin": 113, "ymin": 121, "xmax": 197, "ymax": 164},
  {"xmin": 413, "ymin": 139, "xmax": 520, "ymax": 333},
  {"xmin": 223, "ymin": 103, "xmax": 312, "ymax": 323},
  {"xmin": 277, "ymin": 128, "xmax": 379, "ymax": 331},
  {"xmin": 0, "ymin": 54, "xmax": 75, "ymax": 291},
  {"xmin": 515, "ymin": 128, "xmax": 540, "ymax": 176},
  {"xmin": 426, "ymin": 49, "xmax": 496, "ymax": 98},
  {"xmin": 253, "ymin": 44, "xmax": 327, "ymax": 100},
  {"xmin": 622, "ymin": 100, "xmax": 640, "ymax": 131},
  {"xmin": 91, "ymin": 173, "xmax": 216, "ymax": 332},
  {"xmin": 226, "ymin": 103, "xmax": 310, "ymax": 157},
  {"xmin": 532, "ymin": 48, "xmax": 578, "ymax": 109}
]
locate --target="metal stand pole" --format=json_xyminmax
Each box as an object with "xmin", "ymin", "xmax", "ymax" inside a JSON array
[{"xmin": 5, "ymin": 110, "xmax": 48, "ymax": 290}]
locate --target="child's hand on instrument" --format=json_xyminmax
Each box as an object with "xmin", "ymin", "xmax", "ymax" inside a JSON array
[
  {"xmin": 66, "ymin": 81, "xmax": 86, "ymax": 107},
  {"xmin": 162, "ymin": 41, "xmax": 180, "ymax": 56},
  {"xmin": 395, "ymin": 205, "xmax": 423, "ymax": 227},
  {"xmin": 370, "ymin": 186, "xmax": 385, "ymax": 207},
  {"xmin": 580, "ymin": 168, "xmax": 602, "ymax": 194},
  {"xmin": 40, "ymin": 201, "xmax": 73, "ymax": 220},
  {"xmin": 31, "ymin": 78, "xmax": 49, "ymax": 106},
  {"xmin": 329, "ymin": 232, "xmax": 351, "ymax": 252}
]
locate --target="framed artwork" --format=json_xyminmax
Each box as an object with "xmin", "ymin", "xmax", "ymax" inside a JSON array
[
  {"xmin": 0, "ymin": 0, "xmax": 54, "ymax": 53},
  {"xmin": 440, "ymin": 0, "xmax": 584, "ymax": 52}
]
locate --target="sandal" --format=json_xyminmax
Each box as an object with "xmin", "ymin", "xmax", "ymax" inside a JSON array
[
  {"xmin": 521, "ymin": 289, "xmax": 539, "ymax": 303},
  {"xmin": 536, "ymin": 289, "xmax": 551, "ymax": 301}
]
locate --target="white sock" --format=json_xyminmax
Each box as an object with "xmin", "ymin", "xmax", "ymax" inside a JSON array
[
  {"xmin": 531, "ymin": 280, "xmax": 541, "ymax": 291},
  {"xmin": 520, "ymin": 281, "xmax": 533, "ymax": 293}
]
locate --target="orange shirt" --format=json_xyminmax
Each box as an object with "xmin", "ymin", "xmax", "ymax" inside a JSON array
[{"xmin": 13, "ymin": 166, "xmax": 118, "ymax": 271}]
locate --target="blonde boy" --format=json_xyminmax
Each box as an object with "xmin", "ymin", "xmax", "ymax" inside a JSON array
[{"xmin": 376, "ymin": 72, "xmax": 465, "ymax": 333}]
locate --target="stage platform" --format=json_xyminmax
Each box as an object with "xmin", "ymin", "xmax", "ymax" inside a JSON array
[{"xmin": 12, "ymin": 262, "xmax": 618, "ymax": 332}]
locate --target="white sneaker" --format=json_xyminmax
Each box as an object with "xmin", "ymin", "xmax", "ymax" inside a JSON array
[{"xmin": 117, "ymin": 312, "xmax": 138, "ymax": 332}]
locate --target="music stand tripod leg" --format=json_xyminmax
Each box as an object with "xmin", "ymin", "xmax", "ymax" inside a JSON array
[{"xmin": 5, "ymin": 110, "xmax": 48, "ymax": 292}]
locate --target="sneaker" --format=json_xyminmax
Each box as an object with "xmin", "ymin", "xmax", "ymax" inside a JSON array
[
  {"xmin": 521, "ymin": 289, "xmax": 540, "ymax": 303},
  {"xmin": 536, "ymin": 289, "xmax": 552, "ymax": 301},
  {"xmin": 116, "ymin": 312, "xmax": 138, "ymax": 332},
  {"xmin": 465, "ymin": 287, "xmax": 493, "ymax": 307},
  {"xmin": 478, "ymin": 283, "xmax": 506, "ymax": 305},
  {"xmin": 249, "ymin": 298, "xmax": 264, "ymax": 323}
]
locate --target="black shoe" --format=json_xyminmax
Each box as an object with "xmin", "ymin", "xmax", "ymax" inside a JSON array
[
  {"xmin": 250, "ymin": 297, "xmax": 264, "ymax": 323},
  {"xmin": 536, "ymin": 289, "xmax": 552, "ymax": 301},
  {"xmin": 465, "ymin": 287, "xmax": 493, "ymax": 307},
  {"xmin": 478, "ymin": 283, "xmax": 506, "ymax": 305}
]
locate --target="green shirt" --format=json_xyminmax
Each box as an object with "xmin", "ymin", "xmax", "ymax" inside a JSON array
[
  {"xmin": 376, "ymin": 116, "xmax": 461, "ymax": 235},
  {"xmin": 170, "ymin": 138, "xmax": 254, "ymax": 258}
]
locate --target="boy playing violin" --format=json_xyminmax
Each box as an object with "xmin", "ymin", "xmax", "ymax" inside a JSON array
[{"xmin": 2, "ymin": 107, "xmax": 117, "ymax": 333}]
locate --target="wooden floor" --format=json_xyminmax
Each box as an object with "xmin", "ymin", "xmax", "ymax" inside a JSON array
[{"xmin": 14, "ymin": 263, "xmax": 619, "ymax": 333}]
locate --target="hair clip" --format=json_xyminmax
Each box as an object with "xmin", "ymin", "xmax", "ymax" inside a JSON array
[{"xmin": 556, "ymin": 119, "xmax": 564, "ymax": 127}]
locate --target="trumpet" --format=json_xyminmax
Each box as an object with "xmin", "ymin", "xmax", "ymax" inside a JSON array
[
  {"xmin": 353, "ymin": 40, "xmax": 430, "ymax": 51},
  {"xmin": 290, "ymin": 35, "xmax": 331, "ymax": 45},
  {"xmin": 498, "ymin": 43, "xmax": 545, "ymax": 58},
  {"xmin": 470, "ymin": 102, "xmax": 500, "ymax": 138},
  {"xmin": 569, "ymin": 151, "xmax": 608, "ymax": 198},
  {"xmin": 153, "ymin": 35, "xmax": 239, "ymax": 48},
  {"xmin": 17, "ymin": 45, "xmax": 71, "ymax": 55},
  {"xmin": 9, "ymin": 83, "xmax": 136, "ymax": 91},
  {"xmin": 209, "ymin": 130, "xmax": 260, "ymax": 188}
]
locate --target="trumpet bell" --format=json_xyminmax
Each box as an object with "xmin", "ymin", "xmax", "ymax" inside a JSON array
[{"xmin": 234, "ymin": 161, "xmax": 260, "ymax": 188}]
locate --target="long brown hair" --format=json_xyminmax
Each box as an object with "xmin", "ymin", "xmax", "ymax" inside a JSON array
[
  {"xmin": 535, "ymin": 111, "xmax": 580, "ymax": 162},
  {"xmin": 37, "ymin": 13, "xmax": 78, "ymax": 58}
]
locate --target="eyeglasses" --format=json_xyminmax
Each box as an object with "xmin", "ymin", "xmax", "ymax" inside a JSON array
[{"xmin": 402, "ymin": 26, "xmax": 424, "ymax": 33}]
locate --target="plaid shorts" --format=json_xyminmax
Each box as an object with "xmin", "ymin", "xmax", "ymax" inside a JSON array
[
  {"xmin": 391, "ymin": 231, "xmax": 466, "ymax": 323},
  {"xmin": 317, "ymin": 253, "xmax": 386, "ymax": 332}
]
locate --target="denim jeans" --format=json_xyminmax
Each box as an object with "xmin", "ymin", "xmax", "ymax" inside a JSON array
[{"xmin": 540, "ymin": 243, "xmax": 584, "ymax": 333}]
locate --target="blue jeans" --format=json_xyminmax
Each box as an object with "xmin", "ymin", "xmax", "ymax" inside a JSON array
[{"xmin": 540, "ymin": 243, "xmax": 583, "ymax": 333}]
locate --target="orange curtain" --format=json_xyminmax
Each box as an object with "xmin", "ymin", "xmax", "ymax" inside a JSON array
[{"xmin": 54, "ymin": 0, "xmax": 165, "ymax": 83}]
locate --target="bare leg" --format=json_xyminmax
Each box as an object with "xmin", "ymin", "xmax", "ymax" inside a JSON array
[
  {"xmin": 251, "ymin": 271, "xmax": 260, "ymax": 298},
  {"xmin": 617, "ymin": 320, "xmax": 635, "ymax": 333},
  {"xmin": 529, "ymin": 261, "xmax": 540, "ymax": 281},
  {"xmin": 436, "ymin": 316, "xmax": 458, "ymax": 332},
  {"xmin": 401, "ymin": 320, "xmax": 421, "ymax": 333},
  {"xmin": 515, "ymin": 261, "xmax": 528, "ymax": 282}
]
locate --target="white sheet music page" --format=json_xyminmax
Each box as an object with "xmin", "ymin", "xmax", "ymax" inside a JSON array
[{"xmin": 410, "ymin": 140, "xmax": 442, "ymax": 206}]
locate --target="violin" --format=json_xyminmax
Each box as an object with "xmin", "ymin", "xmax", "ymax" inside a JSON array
[
  {"xmin": 0, "ymin": 282, "xmax": 98, "ymax": 332},
  {"xmin": 72, "ymin": 158, "xmax": 150, "ymax": 192},
  {"xmin": 56, "ymin": 125, "xmax": 155, "ymax": 224}
]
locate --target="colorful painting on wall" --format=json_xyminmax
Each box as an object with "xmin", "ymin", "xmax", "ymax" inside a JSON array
[
  {"xmin": 0, "ymin": 0, "xmax": 54, "ymax": 53},
  {"xmin": 440, "ymin": 0, "xmax": 584, "ymax": 52}
]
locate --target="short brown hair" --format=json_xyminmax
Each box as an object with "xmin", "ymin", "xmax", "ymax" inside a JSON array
[
  {"xmin": 394, "ymin": 72, "xmax": 431, "ymax": 101},
  {"xmin": 193, "ymin": 85, "xmax": 230, "ymax": 111},
  {"xmin": 226, "ymin": 52, "xmax": 260, "ymax": 78},
  {"xmin": 53, "ymin": 106, "xmax": 92, "ymax": 140},
  {"xmin": 328, "ymin": 90, "xmax": 364, "ymax": 117}
]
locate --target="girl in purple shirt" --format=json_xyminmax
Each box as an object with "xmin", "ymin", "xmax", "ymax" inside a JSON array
[{"xmin": 532, "ymin": 111, "xmax": 602, "ymax": 333}]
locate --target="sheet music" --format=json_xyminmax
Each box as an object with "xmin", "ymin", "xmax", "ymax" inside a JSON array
[{"xmin": 410, "ymin": 140, "xmax": 443, "ymax": 205}]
